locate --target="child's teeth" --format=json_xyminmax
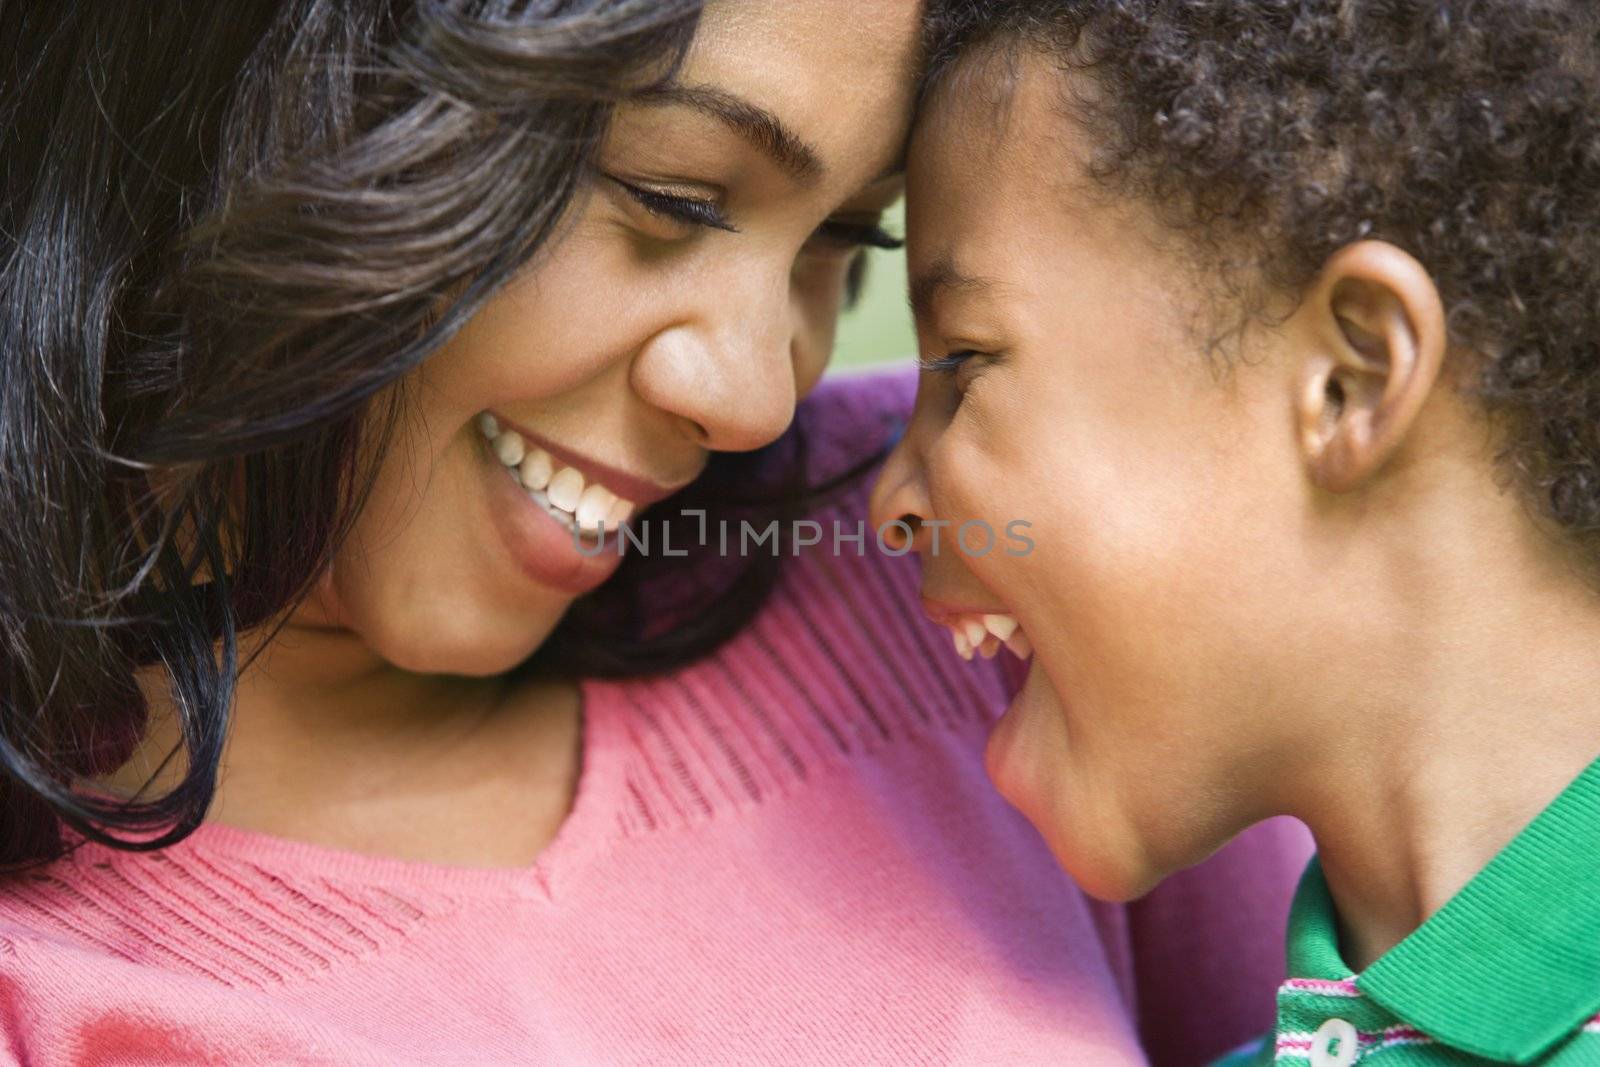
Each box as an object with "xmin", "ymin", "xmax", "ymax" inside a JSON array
[
  {"xmin": 576, "ymin": 483, "xmax": 616, "ymax": 530},
  {"xmin": 547, "ymin": 467, "xmax": 583, "ymax": 512},
  {"xmin": 962, "ymin": 618, "xmax": 987, "ymax": 649},
  {"xmin": 942, "ymin": 612, "xmax": 1032, "ymax": 663},
  {"xmin": 492, "ymin": 430, "xmax": 525, "ymax": 467},
  {"xmin": 519, "ymin": 448, "xmax": 553, "ymax": 491},
  {"xmin": 982, "ymin": 613, "xmax": 1017, "ymax": 641},
  {"xmin": 477, "ymin": 412, "xmax": 500, "ymax": 440}
]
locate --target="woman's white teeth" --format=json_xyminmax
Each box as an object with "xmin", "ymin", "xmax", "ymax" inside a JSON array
[
  {"xmin": 943, "ymin": 612, "xmax": 1031, "ymax": 662},
  {"xmin": 480, "ymin": 418, "xmax": 638, "ymax": 532},
  {"xmin": 545, "ymin": 466, "xmax": 584, "ymax": 512},
  {"xmin": 605, "ymin": 495, "xmax": 633, "ymax": 527},
  {"xmin": 575, "ymin": 483, "xmax": 616, "ymax": 531},
  {"xmin": 519, "ymin": 449, "xmax": 552, "ymax": 491},
  {"xmin": 492, "ymin": 431, "xmax": 525, "ymax": 467}
]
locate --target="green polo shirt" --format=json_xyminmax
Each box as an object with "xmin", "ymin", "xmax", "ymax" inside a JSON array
[{"xmin": 1216, "ymin": 754, "xmax": 1600, "ymax": 1066}]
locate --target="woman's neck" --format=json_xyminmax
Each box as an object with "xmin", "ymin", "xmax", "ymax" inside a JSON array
[{"xmin": 93, "ymin": 616, "xmax": 583, "ymax": 866}]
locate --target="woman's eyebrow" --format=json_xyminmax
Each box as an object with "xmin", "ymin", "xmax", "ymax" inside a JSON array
[{"xmin": 636, "ymin": 84, "xmax": 824, "ymax": 185}]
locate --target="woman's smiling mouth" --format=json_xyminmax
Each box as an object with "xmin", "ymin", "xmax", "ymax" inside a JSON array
[
  {"xmin": 478, "ymin": 412, "xmax": 640, "ymax": 538},
  {"xmin": 474, "ymin": 411, "xmax": 694, "ymax": 595}
]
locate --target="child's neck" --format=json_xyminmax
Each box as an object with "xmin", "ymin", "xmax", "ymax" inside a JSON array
[{"xmin": 1293, "ymin": 531, "xmax": 1600, "ymax": 972}]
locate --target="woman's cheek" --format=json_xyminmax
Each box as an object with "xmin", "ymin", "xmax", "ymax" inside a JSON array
[{"xmin": 792, "ymin": 257, "xmax": 853, "ymax": 392}]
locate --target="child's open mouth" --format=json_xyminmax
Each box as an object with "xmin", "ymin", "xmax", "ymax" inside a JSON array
[{"xmin": 936, "ymin": 611, "xmax": 1033, "ymax": 662}]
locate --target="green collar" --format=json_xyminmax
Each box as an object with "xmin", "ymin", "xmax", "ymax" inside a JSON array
[{"xmin": 1285, "ymin": 754, "xmax": 1600, "ymax": 1064}]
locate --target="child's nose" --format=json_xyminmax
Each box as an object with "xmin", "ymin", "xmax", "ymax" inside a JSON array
[{"xmin": 869, "ymin": 431, "xmax": 937, "ymax": 554}]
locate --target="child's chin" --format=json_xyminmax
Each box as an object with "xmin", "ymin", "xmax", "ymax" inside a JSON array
[
  {"xmin": 1035, "ymin": 805, "xmax": 1166, "ymax": 903},
  {"xmin": 1056, "ymin": 837, "xmax": 1166, "ymax": 903},
  {"xmin": 984, "ymin": 664, "xmax": 1062, "ymax": 801},
  {"xmin": 985, "ymin": 668, "xmax": 1162, "ymax": 902}
]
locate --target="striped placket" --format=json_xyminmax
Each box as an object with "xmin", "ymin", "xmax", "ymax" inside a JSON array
[{"xmin": 1216, "ymin": 755, "xmax": 1600, "ymax": 1067}]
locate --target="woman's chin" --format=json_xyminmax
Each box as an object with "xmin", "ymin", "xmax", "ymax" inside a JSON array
[{"xmin": 353, "ymin": 593, "xmax": 571, "ymax": 678}]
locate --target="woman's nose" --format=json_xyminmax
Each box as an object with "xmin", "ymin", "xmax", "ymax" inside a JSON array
[
  {"xmin": 631, "ymin": 267, "xmax": 801, "ymax": 453},
  {"xmin": 869, "ymin": 428, "xmax": 936, "ymax": 554}
]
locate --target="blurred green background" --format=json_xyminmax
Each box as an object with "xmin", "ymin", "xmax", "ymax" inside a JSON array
[{"xmin": 831, "ymin": 202, "xmax": 916, "ymax": 370}]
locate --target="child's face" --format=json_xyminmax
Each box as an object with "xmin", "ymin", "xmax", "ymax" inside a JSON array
[{"xmin": 875, "ymin": 54, "xmax": 1323, "ymax": 899}]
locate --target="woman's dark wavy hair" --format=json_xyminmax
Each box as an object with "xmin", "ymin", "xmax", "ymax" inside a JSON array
[
  {"xmin": 924, "ymin": 0, "xmax": 1600, "ymax": 557},
  {"xmin": 0, "ymin": 0, "xmax": 729, "ymax": 869}
]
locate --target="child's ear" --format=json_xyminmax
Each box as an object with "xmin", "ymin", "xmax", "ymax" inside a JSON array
[{"xmin": 1293, "ymin": 240, "xmax": 1448, "ymax": 493}]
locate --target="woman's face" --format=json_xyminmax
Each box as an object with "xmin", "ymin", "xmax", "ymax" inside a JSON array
[
  {"xmin": 873, "ymin": 56, "xmax": 1318, "ymax": 900},
  {"xmin": 305, "ymin": 0, "xmax": 919, "ymax": 675}
]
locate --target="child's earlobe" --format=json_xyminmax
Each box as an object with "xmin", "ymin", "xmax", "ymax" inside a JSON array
[{"xmin": 1293, "ymin": 240, "xmax": 1448, "ymax": 494}]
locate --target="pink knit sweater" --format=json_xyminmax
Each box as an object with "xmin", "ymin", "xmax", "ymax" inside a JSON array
[{"xmin": 0, "ymin": 370, "xmax": 1311, "ymax": 1067}]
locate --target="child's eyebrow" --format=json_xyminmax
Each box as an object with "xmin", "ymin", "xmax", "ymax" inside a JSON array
[{"xmin": 909, "ymin": 254, "xmax": 997, "ymax": 321}]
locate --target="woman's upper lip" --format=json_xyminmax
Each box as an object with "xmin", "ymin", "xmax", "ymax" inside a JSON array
[{"xmin": 488, "ymin": 412, "xmax": 696, "ymax": 507}]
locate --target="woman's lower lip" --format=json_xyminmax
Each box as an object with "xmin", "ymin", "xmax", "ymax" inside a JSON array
[{"xmin": 483, "ymin": 444, "xmax": 627, "ymax": 596}]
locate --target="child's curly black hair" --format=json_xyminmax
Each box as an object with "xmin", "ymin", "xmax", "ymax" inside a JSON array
[{"xmin": 924, "ymin": 0, "xmax": 1600, "ymax": 551}]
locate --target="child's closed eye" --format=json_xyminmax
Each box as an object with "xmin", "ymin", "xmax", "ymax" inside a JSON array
[{"xmin": 918, "ymin": 349, "xmax": 981, "ymax": 376}]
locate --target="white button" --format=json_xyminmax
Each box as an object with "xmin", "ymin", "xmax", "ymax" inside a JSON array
[{"xmin": 1311, "ymin": 1018, "xmax": 1360, "ymax": 1067}]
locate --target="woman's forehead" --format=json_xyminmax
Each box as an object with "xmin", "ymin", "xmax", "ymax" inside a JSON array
[{"xmin": 673, "ymin": 0, "xmax": 921, "ymax": 189}]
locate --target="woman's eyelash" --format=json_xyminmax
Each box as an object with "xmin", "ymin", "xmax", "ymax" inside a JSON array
[
  {"xmin": 918, "ymin": 350, "xmax": 979, "ymax": 375},
  {"xmin": 609, "ymin": 177, "xmax": 738, "ymax": 233},
  {"xmin": 813, "ymin": 220, "xmax": 904, "ymax": 250},
  {"xmin": 606, "ymin": 174, "xmax": 902, "ymax": 251}
]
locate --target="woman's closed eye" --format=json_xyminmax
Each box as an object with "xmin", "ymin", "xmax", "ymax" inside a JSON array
[
  {"xmin": 605, "ymin": 172, "xmax": 903, "ymax": 255},
  {"xmin": 807, "ymin": 218, "xmax": 903, "ymax": 254},
  {"xmin": 606, "ymin": 174, "xmax": 738, "ymax": 235}
]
